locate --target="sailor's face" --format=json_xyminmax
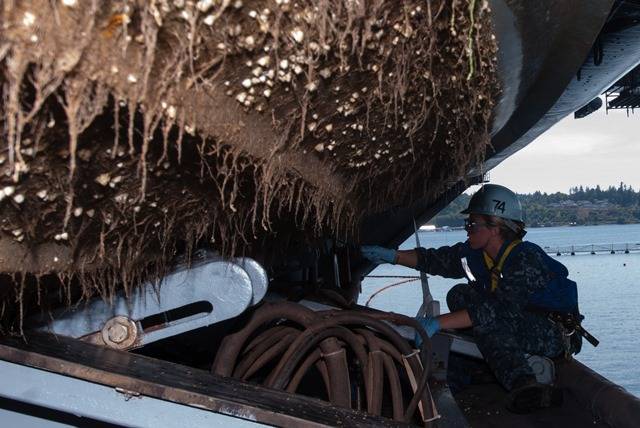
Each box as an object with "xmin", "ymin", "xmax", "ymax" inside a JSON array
[{"xmin": 465, "ymin": 214, "xmax": 493, "ymax": 250}]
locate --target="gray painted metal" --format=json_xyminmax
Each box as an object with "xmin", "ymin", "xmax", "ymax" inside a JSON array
[
  {"xmin": 414, "ymin": 219, "xmax": 440, "ymax": 318},
  {"xmin": 443, "ymin": 331, "xmax": 484, "ymax": 359},
  {"xmin": 0, "ymin": 360, "xmax": 262, "ymax": 427},
  {"xmin": 486, "ymin": 0, "xmax": 616, "ymax": 170},
  {"xmin": 0, "ymin": 333, "xmax": 411, "ymax": 428},
  {"xmin": 358, "ymin": 1, "xmax": 618, "ymax": 256},
  {"xmin": 432, "ymin": 386, "xmax": 470, "ymax": 428},
  {"xmin": 32, "ymin": 254, "xmax": 267, "ymax": 347},
  {"xmin": 556, "ymin": 358, "xmax": 640, "ymax": 428},
  {"xmin": 0, "ymin": 408, "xmax": 70, "ymax": 428},
  {"xmin": 235, "ymin": 256, "xmax": 269, "ymax": 305}
]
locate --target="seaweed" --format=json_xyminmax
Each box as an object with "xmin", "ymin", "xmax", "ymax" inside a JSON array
[{"xmin": 0, "ymin": 0, "xmax": 498, "ymax": 326}]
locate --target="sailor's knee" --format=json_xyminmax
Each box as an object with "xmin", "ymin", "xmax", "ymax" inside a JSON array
[{"xmin": 446, "ymin": 283, "xmax": 470, "ymax": 311}]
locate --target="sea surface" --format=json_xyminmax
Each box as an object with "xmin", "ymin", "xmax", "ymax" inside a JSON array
[{"xmin": 360, "ymin": 224, "xmax": 640, "ymax": 396}]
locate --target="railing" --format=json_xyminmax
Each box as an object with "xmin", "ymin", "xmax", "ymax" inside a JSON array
[{"xmin": 544, "ymin": 243, "xmax": 640, "ymax": 255}]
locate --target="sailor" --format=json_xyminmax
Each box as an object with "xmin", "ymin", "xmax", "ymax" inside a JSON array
[{"xmin": 362, "ymin": 184, "xmax": 581, "ymax": 413}]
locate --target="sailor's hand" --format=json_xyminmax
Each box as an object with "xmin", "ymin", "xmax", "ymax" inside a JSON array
[
  {"xmin": 414, "ymin": 316, "xmax": 441, "ymax": 346},
  {"xmin": 361, "ymin": 245, "xmax": 397, "ymax": 264}
]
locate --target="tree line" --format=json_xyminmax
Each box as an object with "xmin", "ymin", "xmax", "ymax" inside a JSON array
[{"xmin": 433, "ymin": 183, "xmax": 640, "ymax": 227}]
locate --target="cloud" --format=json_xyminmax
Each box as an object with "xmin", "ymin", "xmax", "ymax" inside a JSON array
[{"xmin": 489, "ymin": 109, "xmax": 640, "ymax": 193}]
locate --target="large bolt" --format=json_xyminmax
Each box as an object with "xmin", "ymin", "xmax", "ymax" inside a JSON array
[
  {"xmin": 107, "ymin": 322, "xmax": 129, "ymax": 343},
  {"xmin": 101, "ymin": 316, "xmax": 137, "ymax": 349}
]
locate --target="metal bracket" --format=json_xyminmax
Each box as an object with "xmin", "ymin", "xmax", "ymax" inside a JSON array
[
  {"xmin": 413, "ymin": 218, "xmax": 440, "ymax": 318},
  {"xmin": 30, "ymin": 252, "xmax": 268, "ymax": 350}
]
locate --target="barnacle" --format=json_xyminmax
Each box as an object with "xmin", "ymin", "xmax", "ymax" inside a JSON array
[{"xmin": 0, "ymin": 0, "xmax": 497, "ymax": 329}]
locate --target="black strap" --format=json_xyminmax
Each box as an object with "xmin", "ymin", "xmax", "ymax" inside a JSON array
[{"xmin": 527, "ymin": 307, "xmax": 599, "ymax": 347}]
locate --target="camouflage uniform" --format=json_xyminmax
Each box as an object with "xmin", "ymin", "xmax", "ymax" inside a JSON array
[{"xmin": 415, "ymin": 241, "xmax": 567, "ymax": 390}]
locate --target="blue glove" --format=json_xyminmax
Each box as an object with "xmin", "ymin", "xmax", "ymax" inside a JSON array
[
  {"xmin": 361, "ymin": 245, "xmax": 397, "ymax": 264},
  {"xmin": 414, "ymin": 316, "xmax": 441, "ymax": 346}
]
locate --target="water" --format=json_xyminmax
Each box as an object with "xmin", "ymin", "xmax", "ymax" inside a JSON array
[{"xmin": 361, "ymin": 224, "xmax": 640, "ymax": 396}]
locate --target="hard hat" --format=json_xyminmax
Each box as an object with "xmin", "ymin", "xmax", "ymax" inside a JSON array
[{"xmin": 460, "ymin": 184, "xmax": 524, "ymax": 222}]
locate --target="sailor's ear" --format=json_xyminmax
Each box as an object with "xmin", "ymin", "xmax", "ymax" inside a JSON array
[{"xmin": 489, "ymin": 222, "xmax": 502, "ymax": 237}]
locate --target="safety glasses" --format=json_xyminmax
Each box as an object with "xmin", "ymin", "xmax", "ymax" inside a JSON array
[{"xmin": 464, "ymin": 219, "xmax": 494, "ymax": 233}]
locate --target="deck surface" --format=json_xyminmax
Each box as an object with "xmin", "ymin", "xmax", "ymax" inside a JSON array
[
  {"xmin": 0, "ymin": 332, "xmax": 618, "ymax": 427},
  {"xmin": 0, "ymin": 333, "xmax": 411, "ymax": 427},
  {"xmin": 453, "ymin": 372, "xmax": 610, "ymax": 427}
]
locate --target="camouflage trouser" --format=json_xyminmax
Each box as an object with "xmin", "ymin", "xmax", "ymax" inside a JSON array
[{"xmin": 446, "ymin": 283, "xmax": 565, "ymax": 390}]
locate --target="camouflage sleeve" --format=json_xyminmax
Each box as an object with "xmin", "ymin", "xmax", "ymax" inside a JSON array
[
  {"xmin": 465, "ymin": 246, "xmax": 550, "ymax": 327},
  {"xmin": 415, "ymin": 242, "xmax": 466, "ymax": 279}
]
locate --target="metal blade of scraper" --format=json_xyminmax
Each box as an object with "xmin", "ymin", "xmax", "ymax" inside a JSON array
[{"xmin": 414, "ymin": 218, "xmax": 440, "ymax": 318}]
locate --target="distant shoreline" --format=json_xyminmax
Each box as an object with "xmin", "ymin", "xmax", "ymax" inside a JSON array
[
  {"xmin": 420, "ymin": 223, "xmax": 640, "ymax": 232},
  {"xmin": 432, "ymin": 185, "xmax": 640, "ymax": 227}
]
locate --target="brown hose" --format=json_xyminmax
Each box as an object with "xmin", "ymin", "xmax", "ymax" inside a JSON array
[
  {"xmin": 241, "ymin": 330, "xmax": 299, "ymax": 380},
  {"xmin": 349, "ymin": 310, "xmax": 435, "ymax": 423},
  {"xmin": 299, "ymin": 309, "xmax": 432, "ymax": 421},
  {"xmin": 212, "ymin": 302, "xmax": 435, "ymax": 421},
  {"xmin": 382, "ymin": 352, "xmax": 405, "ymax": 421},
  {"xmin": 354, "ymin": 329, "xmax": 405, "ymax": 421},
  {"xmin": 329, "ymin": 309, "xmax": 433, "ymax": 363},
  {"xmin": 321, "ymin": 341, "xmax": 352, "ymax": 407},
  {"xmin": 233, "ymin": 326, "xmax": 299, "ymax": 378},
  {"xmin": 355, "ymin": 329, "xmax": 384, "ymax": 416},
  {"xmin": 326, "ymin": 311, "xmax": 433, "ymax": 423},
  {"xmin": 242, "ymin": 325, "xmax": 289, "ymax": 355},
  {"xmin": 319, "ymin": 311, "xmax": 414, "ymax": 354},
  {"xmin": 315, "ymin": 359, "xmax": 332, "ymax": 399},
  {"xmin": 374, "ymin": 336, "xmax": 404, "ymax": 364},
  {"xmin": 212, "ymin": 303, "xmax": 317, "ymax": 376},
  {"xmin": 361, "ymin": 311, "xmax": 433, "ymax": 366},
  {"xmin": 212, "ymin": 302, "xmax": 351, "ymax": 407},
  {"xmin": 319, "ymin": 288, "xmax": 354, "ymax": 308},
  {"xmin": 353, "ymin": 331, "xmax": 402, "ymax": 364},
  {"xmin": 267, "ymin": 325, "xmax": 369, "ymax": 394},
  {"xmin": 286, "ymin": 348, "xmax": 322, "ymax": 393},
  {"xmin": 268, "ymin": 310, "xmax": 424, "ymax": 417}
]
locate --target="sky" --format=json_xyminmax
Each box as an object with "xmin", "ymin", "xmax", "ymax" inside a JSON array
[{"xmin": 486, "ymin": 106, "xmax": 640, "ymax": 194}]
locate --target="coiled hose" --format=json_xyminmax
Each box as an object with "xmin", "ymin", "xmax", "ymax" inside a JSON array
[{"xmin": 211, "ymin": 301, "xmax": 435, "ymax": 424}]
